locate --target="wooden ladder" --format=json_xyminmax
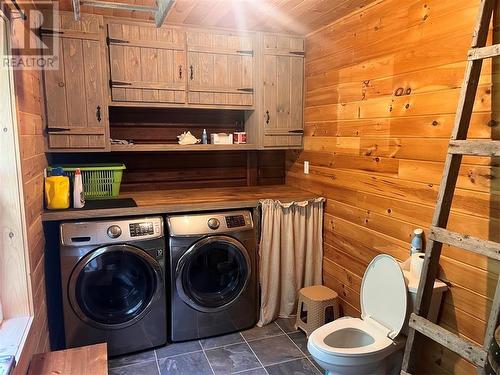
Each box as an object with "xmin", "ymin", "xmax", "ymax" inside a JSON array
[{"xmin": 400, "ymin": 0, "xmax": 500, "ymax": 374}]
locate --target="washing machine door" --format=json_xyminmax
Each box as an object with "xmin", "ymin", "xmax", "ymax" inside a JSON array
[
  {"xmin": 176, "ymin": 235, "xmax": 251, "ymax": 313},
  {"xmin": 68, "ymin": 244, "xmax": 162, "ymax": 329}
]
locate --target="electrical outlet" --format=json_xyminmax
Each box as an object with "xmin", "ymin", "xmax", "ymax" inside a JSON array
[{"xmin": 304, "ymin": 161, "xmax": 309, "ymax": 174}]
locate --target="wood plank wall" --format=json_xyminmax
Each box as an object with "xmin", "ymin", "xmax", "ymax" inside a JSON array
[
  {"xmin": 285, "ymin": 0, "xmax": 498, "ymax": 373},
  {"xmin": 9, "ymin": 6, "xmax": 50, "ymax": 374},
  {"xmin": 49, "ymin": 150, "xmax": 286, "ymax": 191}
]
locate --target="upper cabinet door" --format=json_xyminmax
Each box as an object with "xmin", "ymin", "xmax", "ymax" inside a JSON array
[
  {"xmin": 108, "ymin": 23, "xmax": 186, "ymax": 104},
  {"xmin": 42, "ymin": 13, "xmax": 108, "ymax": 151},
  {"xmin": 186, "ymin": 30, "xmax": 254, "ymax": 107},
  {"xmin": 262, "ymin": 34, "xmax": 304, "ymax": 148}
]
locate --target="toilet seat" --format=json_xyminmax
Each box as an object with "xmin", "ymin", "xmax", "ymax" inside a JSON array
[
  {"xmin": 308, "ymin": 317, "xmax": 395, "ymax": 357},
  {"xmin": 308, "ymin": 255, "xmax": 408, "ymax": 363}
]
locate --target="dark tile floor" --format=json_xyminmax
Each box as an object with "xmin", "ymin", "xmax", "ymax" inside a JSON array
[{"xmin": 108, "ymin": 318, "xmax": 323, "ymax": 375}]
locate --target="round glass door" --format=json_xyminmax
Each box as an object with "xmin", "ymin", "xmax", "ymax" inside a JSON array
[
  {"xmin": 177, "ymin": 236, "xmax": 251, "ymax": 312},
  {"xmin": 69, "ymin": 245, "xmax": 160, "ymax": 328}
]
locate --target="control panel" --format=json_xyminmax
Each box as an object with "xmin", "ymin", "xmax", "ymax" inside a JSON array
[
  {"xmin": 225, "ymin": 215, "xmax": 246, "ymax": 228},
  {"xmin": 60, "ymin": 217, "xmax": 163, "ymax": 246},
  {"xmin": 130, "ymin": 222, "xmax": 155, "ymax": 237},
  {"xmin": 167, "ymin": 210, "xmax": 253, "ymax": 237}
]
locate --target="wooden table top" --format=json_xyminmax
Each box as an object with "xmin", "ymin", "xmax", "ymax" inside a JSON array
[{"xmin": 41, "ymin": 185, "xmax": 316, "ymax": 222}]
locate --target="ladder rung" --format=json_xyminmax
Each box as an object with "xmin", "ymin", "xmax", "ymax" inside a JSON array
[
  {"xmin": 468, "ymin": 43, "xmax": 500, "ymax": 60},
  {"xmin": 409, "ymin": 313, "xmax": 487, "ymax": 368},
  {"xmin": 448, "ymin": 140, "xmax": 500, "ymax": 156},
  {"xmin": 430, "ymin": 227, "xmax": 500, "ymax": 261}
]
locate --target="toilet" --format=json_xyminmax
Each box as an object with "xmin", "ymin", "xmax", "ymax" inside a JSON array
[{"xmin": 307, "ymin": 254, "xmax": 447, "ymax": 375}]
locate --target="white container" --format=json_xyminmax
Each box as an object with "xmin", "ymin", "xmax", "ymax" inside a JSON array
[
  {"xmin": 211, "ymin": 133, "xmax": 233, "ymax": 144},
  {"xmin": 73, "ymin": 168, "xmax": 85, "ymax": 209}
]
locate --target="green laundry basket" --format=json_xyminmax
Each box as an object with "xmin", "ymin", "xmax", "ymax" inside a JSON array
[{"xmin": 47, "ymin": 164, "xmax": 126, "ymax": 200}]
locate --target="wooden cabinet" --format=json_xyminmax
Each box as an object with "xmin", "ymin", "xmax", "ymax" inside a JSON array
[
  {"xmin": 261, "ymin": 34, "xmax": 304, "ymax": 148},
  {"xmin": 186, "ymin": 30, "xmax": 255, "ymax": 107},
  {"xmin": 108, "ymin": 23, "xmax": 186, "ymax": 104},
  {"xmin": 107, "ymin": 26, "xmax": 254, "ymax": 109},
  {"xmin": 39, "ymin": 15, "xmax": 305, "ymax": 152},
  {"xmin": 42, "ymin": 13, "xmax": 108, "ymax": 151}
]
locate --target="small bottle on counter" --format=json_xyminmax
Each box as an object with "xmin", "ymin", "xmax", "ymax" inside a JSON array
[
  {"xmin": 202, "ymin": 129, "xmax": 208, "ymax": 144},
  {"xmin": 73, "ymin": 168, "xmax": 85, "ymax": 209},
  {"xmin": 410, "ymin": 228, "xmax": 423, "ymax": 255}
]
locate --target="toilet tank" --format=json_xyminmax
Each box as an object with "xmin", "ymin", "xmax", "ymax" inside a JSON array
[{"xmin": 400, "ymin": 265, "xmax": 447, "ymax": 336}]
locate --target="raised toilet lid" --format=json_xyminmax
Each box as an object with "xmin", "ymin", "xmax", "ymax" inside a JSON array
[{"xmin": 361, "ymin": 254, "xmax": 407, "ymax": 339}]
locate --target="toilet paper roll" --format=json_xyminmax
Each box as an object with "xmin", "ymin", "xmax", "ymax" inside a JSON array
[{"xmin": 410, "ymin": 253, "xmax": 425, "ymax": 278}]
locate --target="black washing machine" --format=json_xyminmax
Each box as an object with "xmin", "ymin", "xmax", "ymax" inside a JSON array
[
  {"xmin": 59, "ymin": 216, "xmax": 166, "ymax": 356},
  {"xmin": 166, "ymin": 210, "xmax": 258, "ymax": 341}
]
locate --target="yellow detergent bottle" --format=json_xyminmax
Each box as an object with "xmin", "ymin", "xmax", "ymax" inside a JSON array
[{"xmin": 45, "ymin": 167, "xmax": 70, "ymax": 210}]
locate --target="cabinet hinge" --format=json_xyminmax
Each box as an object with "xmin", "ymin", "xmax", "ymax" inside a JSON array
[
  {"xmin": 110, "ymin": 80, "xmax": 132, "ymax": 87},
  {"xmin": 107, "ymin": 37, "xmax": 130, "ymax": 45},
  {"xmin": 236, "ymin": 50, "xmax": 254, "ymax": 56},
  {"xmin": 39, "ymin": 28, "xmax": 64, "ymax": 35},
  {"xmin": 46, "ymin": 127, "xmax": 70, "ymax": 133}
]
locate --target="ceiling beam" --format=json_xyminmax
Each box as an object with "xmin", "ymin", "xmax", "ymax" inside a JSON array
[
  {"xmin": 79, "ymin": 0, "xmax": 157, "ymax": 13},
  {"xmin": 72, "ymin": 0, "xmax": 80, "ymax": 21},
  {"xmin": 155, "ymin": 0, "xmax": 174, "ymax": 27}
]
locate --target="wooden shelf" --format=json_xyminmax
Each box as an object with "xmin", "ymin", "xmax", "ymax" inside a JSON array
[{"xmin": 110, "ymin": 143, "xmax": 258, "ymax": 152}]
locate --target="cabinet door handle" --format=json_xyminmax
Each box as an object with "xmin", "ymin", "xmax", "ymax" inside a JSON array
[
  {"xmin": 265, "ymin": 110, "xmax": 270, "ymax": 125},
  {"xmin": 190, "ymin": 65, "xmax": 194, "ymax": 80},
  {"xmin": 96, "ymin": 106, "xmax": 102, "ymax": 122},
  {"xmin": 179, "ymin": 65, "xmax": 183, "ymax": 79}
]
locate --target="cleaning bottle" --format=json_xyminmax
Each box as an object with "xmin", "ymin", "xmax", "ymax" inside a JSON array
[
  {"xmin": 410, "ymin": 228, "xmax": 424, "ymax": 255},
  {"xmin": 202, "ymin": 129, "xmax": 208, "ymax": 144},
  {"xmin": 45, "ymin": 167, "xmax": 70, "ymax": 210},
  {"xmin": 73, "ymin": 168, "xmax": 85, "ymax": 209}
]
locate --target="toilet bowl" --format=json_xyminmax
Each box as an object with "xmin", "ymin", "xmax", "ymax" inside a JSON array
[
  {"xmin": 308, "ymin": 317, "xmax": 404, "ymax": 375},
  {"xmin": 308, "ymin": 254, "xmax": 445, "ymax": 375}
]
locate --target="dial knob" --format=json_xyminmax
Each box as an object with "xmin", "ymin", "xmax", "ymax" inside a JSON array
[
  {"xmin": 107, "ymin": 225, "xmax": 122, "ymax": 239},
  {"xmin": 207, "ymin": 218, "xmax": 220, "ymax": 230}
]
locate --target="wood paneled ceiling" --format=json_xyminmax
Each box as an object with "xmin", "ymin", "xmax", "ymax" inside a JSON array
[{"xmin": 55, "ymin": 0, "xmax": 376, "ymax": 35}]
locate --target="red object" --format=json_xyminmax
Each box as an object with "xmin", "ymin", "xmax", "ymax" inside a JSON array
[{"xmin": 233, "ymin": 132, "xmax": 247, "ymax": 144}]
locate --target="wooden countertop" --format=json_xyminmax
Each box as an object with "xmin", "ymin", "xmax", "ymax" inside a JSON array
[{"xmin": 41, "ymin": 185, "xmax": 316, "ymax": 222}]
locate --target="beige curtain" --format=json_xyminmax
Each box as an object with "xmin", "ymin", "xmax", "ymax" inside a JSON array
[{"xmin": 257, "ymin": 197, "xmax": 325, "ymax": 326}]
